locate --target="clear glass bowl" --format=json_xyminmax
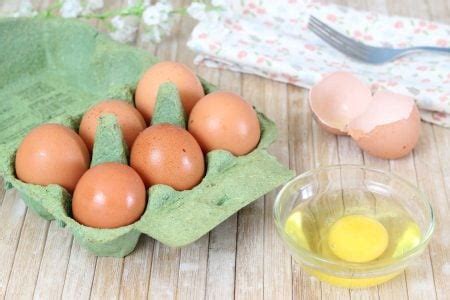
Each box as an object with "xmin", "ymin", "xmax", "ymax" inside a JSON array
[{"xmin": 273, "ymin": 165, "xmax": 434, "ymax": 288}]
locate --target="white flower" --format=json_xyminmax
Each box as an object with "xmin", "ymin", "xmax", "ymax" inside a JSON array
[
  {"xmin": 154, "ymin": 1, "xmax": 172, "ymax": 20},
  {"xmin": 141, "ymin": 27, "xmax": 162, "ymax": 43},
  {"xmin": 187, "ymin": 1, "xmax": 228, "ymax": 23},
  {"xmin": 109, "ymin": 16, "xmax": 139, "ymax": 43},
  {"xmin": 159, "ymin": 19, "xmax": 173, "ymax": 34},
  {"xmin": 82, "ymin": 0, "xmax": 104, "ymax": 15},
  {"xmin": 142, "ymin": 7, "xmax": 160, "ymax": 25},
  {"xmin": 11, "ymin": 0, "xmax": 37, "ymax": 17},
  {"xmin": 60, "ymin": 0, "xmax": 83, "ymax": 18},
  {"xmin": 187, "ymin": 2, "xmax": 207, "ymax": 21},
  {"xmin": 126, "ymin": 0, "xmax": 150, "ymax": 7},
  {"xmin": 211, "ymin": 0, "xmax": 227, "ymax": 8},
  {"xmin": 142, "ymin": 1, "xmax": 172, "ymax": 26}
]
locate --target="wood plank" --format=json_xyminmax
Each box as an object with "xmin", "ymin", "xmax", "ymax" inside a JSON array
[
  {"xmin": 61, "ymin": 242, "xmax": 97, "ymax": 299},
  {"xmin": 261, "ymin": 80, "xmax": 293, "ymax": 300},
  {"xmin": 363, "ymin": 154, "xmax": 410, "ymax": 300},
  {"xmin": 0, "ymin": 179, "xmax": 5, "ymax": 207},
  {"xmin": 234, "ymin": 74, "xmax": 267, "ymax": 300},
  {"xmin": 90, "ymin": 257, "xmax": 124, "ymax": 299},
  {"xmin": 205, "ymin": 216, "xmax": 237, "ymax": 300},
  {"xmin": 337, "ymin": 136, "xmax": 378, "ymax": 300},
  {"xmin": 33, "ymin": 223, "xmax": 73, "ymax": 299},
  {"xmin": 175, "ymin": 65, "xmax": 214, "ymax": 300},
  {"xmin": 0, "ymin": 190, "xmax": 26, "ymax": 298},
  {"xmin": 175, "ymin": 64, "xmax": 218, "ymax": 300},
  {"xmin": 119, "ymin": 237, "xmax": 153, "ymax": 300},
  {"xmin": 413, "ymin": 123, "xmax": 448, "ymax": 300},
  {"xmin": 172, "ymin": 8, "xmax": 210, "ymax": 300},
  {"xmin": 287, "ymin": 85, "xmax": 321, "ymax": 300},
  {"xmin": 389, "ymin": 153, "xmax": 436, "ymax": 300},
  {"xmin": 368, "ymin": 0, "xmax": 440, "ymax": 299},
  {"xmin": 148, "ymin": 245, "xmax": 180, "ymax": 299},
  {"xmin": 204, "ymin": 68, "xmax": 241, "ymax": 299},
  {"xmin": 4, "ymin": 209, "xmax": 49, "ymax": 299},
  {"xmin": 235, "ymin": 197, "xmax": 264, "ymax": 300},
  {"xmin": 429, "ymin": 125, "xmax": 450, "ymax": 300},
  {"xmin": 311, "ymin": 121, "xmax": 350, "ymax": 299},
  {"xmin": 176, "ymin": 235, "xmax": 209, "ymax": 300},
  {"xmin": 410, "ymin": 2, "xmax": 450, "ymax": 300}
]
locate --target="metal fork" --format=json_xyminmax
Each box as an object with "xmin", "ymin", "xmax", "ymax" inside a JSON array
[{"xmin": 308, "ymin": 16, "xmax": 450, "ymax": 64}]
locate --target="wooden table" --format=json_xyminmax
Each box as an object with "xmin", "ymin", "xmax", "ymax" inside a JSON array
[{"xmin": 1, "ymin": 0, "xmax": 449, "ymax": 299}]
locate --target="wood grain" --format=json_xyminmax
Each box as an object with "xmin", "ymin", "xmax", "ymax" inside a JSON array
[
  {"xmin": 0, "ymin": 0, "xmax": 449, "ymax": 299},
  {"xmin": 204, "ymin": 69, "xmax": 240, "ymax": 300},
  {"xmin": 234, "ymin": 74, "xmax": 267, "ymax": 300}
]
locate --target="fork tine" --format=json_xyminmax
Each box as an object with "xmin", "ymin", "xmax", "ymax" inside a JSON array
[
  {"xmin": 308, "ymin": 21, "xmax": 368, "ymax": 61},
  {"xmin": 309, "ymin": 16, "xmax": 371, "ymax": 54}
]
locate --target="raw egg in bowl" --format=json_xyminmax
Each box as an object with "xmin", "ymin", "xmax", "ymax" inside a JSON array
[{"xmin": 273, "ymin": 165, "xmax": 434, "ymax": 288}]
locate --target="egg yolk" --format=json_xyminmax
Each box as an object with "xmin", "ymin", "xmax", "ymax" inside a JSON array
[{"xmin": 328, "ymin": 215, "xmax": 389, "ymax": 263}]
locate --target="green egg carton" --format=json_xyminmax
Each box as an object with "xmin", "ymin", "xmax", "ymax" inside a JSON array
[{"xmin": 0, "ymin": 18, "xmax": 294, "ymax": 257}]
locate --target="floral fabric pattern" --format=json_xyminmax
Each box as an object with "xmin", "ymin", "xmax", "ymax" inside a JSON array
[{"xmin": 187, "ymin": 0, "xmax": 450, "ymax": 127}]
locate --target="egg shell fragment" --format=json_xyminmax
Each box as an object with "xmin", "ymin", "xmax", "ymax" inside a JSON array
[
  {"xmin": 348, "ymin": 91, "xmax": 421, "ymax": 159},
  {"xmin": 309, "ymin": 71, "xmax": 372, "ymax": 135}
]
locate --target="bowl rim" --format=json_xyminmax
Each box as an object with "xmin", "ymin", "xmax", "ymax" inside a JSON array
[{"xmin": 273, "ymin": 164, "xmax": 435, "ymax": 277}]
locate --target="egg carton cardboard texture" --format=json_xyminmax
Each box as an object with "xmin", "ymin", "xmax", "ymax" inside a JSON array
[{"xmin": 0, "ymin": 18, "xmax": 294, "ymax": 257}]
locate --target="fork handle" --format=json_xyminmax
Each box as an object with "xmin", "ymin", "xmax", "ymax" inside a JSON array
[{"xmin": 410, "ymin": 46, "xmax": 450, "ymax": 54}]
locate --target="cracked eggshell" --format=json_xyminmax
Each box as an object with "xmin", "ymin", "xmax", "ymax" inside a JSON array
[
  {"xmin": 348, "ymin": 91, "xmax": 421, "ymax": 159},
  {"xmin": 309, "ymin": 71, "xmax": 372, "ymax": 135}
]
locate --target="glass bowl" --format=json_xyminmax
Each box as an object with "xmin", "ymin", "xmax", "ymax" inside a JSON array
[{"xmin": 273, "ymin": 165, "xmax": 434, "ymax": 288}]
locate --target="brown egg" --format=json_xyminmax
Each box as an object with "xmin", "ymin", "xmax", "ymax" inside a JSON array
[
  {"xmin": 72, "ymin": 162, "xmax": 146, "ymax": 229},
  {"xmin": 130, "ymin": 124, "xmax": 205, "ymax": 190},
  {"xmin": 79, "ymin": 100, "xmax": 146, "ymax": 151},
  {"xmin": 348, "ymin": 91, "xmax": 421, "ymax": 159},
  {"xmin": 15, "ymin": 124, "xmax": 90, "ymax": 193},
  {"xmin": 135, "ymin": 61, "xmax": 205, "ymax": 122},
  {"xmin": 188, "ymin": 91, "xmax": 261, "ymax": 156}
]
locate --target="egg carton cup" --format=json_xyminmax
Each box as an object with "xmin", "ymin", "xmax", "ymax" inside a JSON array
[{"xmin": 0, "ymin": 18, "xmax": 293, "ymax": 257}]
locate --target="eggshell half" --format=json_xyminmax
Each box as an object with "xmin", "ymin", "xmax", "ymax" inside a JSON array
[
  {"xmin": 135, "ymin": 61, "xmax": 205, "ymax": 122},
  {"xmin": 79, "ymin": 100, "xmax": 146, "ymax": 151},
  {"xmin": 15, "ymin": 124, "xmax": 90, "ymax": 193},
  {"xmin": 309, "ymin": 71, "xmax": 372, "ymax": 135},
  {"xmin": 348, "ymin": 91, "xmax": 421, "ymax": 159}
]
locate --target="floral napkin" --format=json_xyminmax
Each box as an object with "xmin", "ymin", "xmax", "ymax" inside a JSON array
[{"xmin": 188, "ymin": 0, "xmax": 450, "ymax": 127}]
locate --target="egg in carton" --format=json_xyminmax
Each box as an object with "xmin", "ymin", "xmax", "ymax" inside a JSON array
[{"xmin": 0, "ymin": 18, "xmax": 293, "ymax": 257}]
